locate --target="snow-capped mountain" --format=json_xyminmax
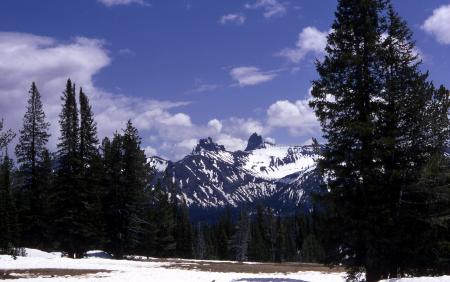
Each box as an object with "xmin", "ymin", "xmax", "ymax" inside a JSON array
[{"xmin": 148, "ymin": 133, "xmax": 324, "ymax": 212}]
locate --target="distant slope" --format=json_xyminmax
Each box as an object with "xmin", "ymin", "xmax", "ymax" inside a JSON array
[{"xmin": 148, "ymin": 133, "xmax": 324, "ymax": 213}]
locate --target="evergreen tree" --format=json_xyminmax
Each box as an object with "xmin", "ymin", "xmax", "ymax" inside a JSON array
[
  {"xmin": 0, "ymin": 119, "xmax": 15, "ymax": 151},
  {"xmin": 0, "ymin": 120, "xmax": 17, "ymax": 255},
  {"xmin": 248, "ymin": 205, "xmax": 270, "ymax": 262},
  {"xmin": 153, "ymin": 180, "xmax": 176, "ymax": 257},
  {"xmin": 399, "ymin": 155, "xmax": 450, "ymax": 276},
  {"xmin": 78, "ymin": 88, "xmax": 105, "ymax": 250},
  {"xmin": 52, "ymin": 79, "xmax": 85, "ymax": 258},
  {"xmin": 193, "ymin": 222, "xmax": 207, "ymax": 259},
  {"xmin": 310, "ymin": 0, "xmax": 449, "ymax": 280},
  {"xmin": 103, "ymin": 121, "xmax": 151, "ymax": 258},
  {"xmin": 216, "ymin": 208, "xmax": 233, "ymax": 260},
  {"xmin": 175, "ymin": 202, "xmax": 193, "ymax": 258},
  {"xmin": 102, "ymin": 134, "xmax": 127, "ymax": 258},
  {"xmin": 0, "ymin": 154, "xmax": 18, "ymax": 255},
  {"xmin": 15, "ymin": 82, "xmax": 51, "ymax": 248},
  {"xmin": 230, "ymin": 210, "xmax": 250, "ymax": 261}
]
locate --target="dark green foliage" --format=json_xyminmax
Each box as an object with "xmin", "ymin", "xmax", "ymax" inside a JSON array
[
  {"xmin": 399, "ymin": 155, "xmax": 450, "ymax": 275},
  {"xmin": 51, "ymin": 79, "xmax": 101, "ymax": 258},
  {"xmin": 0, "ymin": 120, "xmax": 18, "ymax": 256},
  {"xmin": 248, "ymin": 206, "xmax": 271, "ymax": 261},
  {"xmin": 78, "ymin": 88, "xmax": 105, "ymax": 251},
  {"xmin": 193, "ymin": 222, "xmax": 207, "ymax": 259},
  {"xmin": 0, "ymin": 155, "xmax": 18, "ymax": 255},
  {"xmin": 0, "ymin": 119, "xmax": 15, "ymax": 151},
  {"xmin": 229, "ymin": 210, "xmax": 250, "ymax": 261},
  {"xmin": 102, "ymin": 121, "xmax": 151, "ymax": 258},
  {"xmin": 175, "ymin": 202, "xmax": 193, "ymax": 258},
  {"xmin": 52, "ymin": 79, "xmax": 82, "ymax": 257},
  {"xmin": 310, "ymin": 0, "xmax": 449, "ymax": 280},
  {"xmin": 15, "ymin": 82, "xmax": 51, "ymax": 249},
  {"xmin": 153, "ymin": 181, "xmax": 176, "ymax": 257}
]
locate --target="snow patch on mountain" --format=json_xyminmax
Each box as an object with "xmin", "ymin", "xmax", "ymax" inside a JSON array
[{"xmin": 148, "ymin": 133, "xmax": 323, "ymax": 210}]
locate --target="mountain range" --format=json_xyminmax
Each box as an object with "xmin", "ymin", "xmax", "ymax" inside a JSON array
[{"xmin": 148, "ymin": 133, "xmax": 325, "ymax": 216}]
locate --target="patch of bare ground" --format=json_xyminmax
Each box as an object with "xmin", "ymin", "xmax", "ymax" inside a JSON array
[
  {"xmin": 145, "ymin": 258, "xmax": 344, "ymax": 274},
  {"xmin": 0, "ymin": 268, "xmax": 112, "ymax": 280}
]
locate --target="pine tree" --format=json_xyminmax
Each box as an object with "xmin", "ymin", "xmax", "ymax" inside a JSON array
[
  {"xmin": 103, "ymin": 121, "xmax": 151, "ymax": 258},
  {"xmin": 102, "ymin": 134, "xmax": 127, "ymax": 258},
  {"xmin": 175, "ymin": 202, "xmax": 193, "ymax": 258},
  {"xmin": 248, "ymin": 205, "xmax": 270, "ymax": 262},
  {"xmin": 52, "ymin": 79, "xmax": 85, "ymax": 258},
  {"xmin": 193, "ymin": 222, "xmax": 207, "ymax": 259},
  {"xmin": 230, "ymin": 210, "xmax": 250, "ymax": 261},
  {"xmin": 0, "ymin": 154, "xmax": 18, "ymax": 255},
  {"xmin": 310, "ymin": 1, "xmax": 449, "ymax": 280},
  {"xmin": 121, "ymin": 120, "xmax": 152, "ymax": 254},
  {"xmin": 153, "ymin": 180, "xmax": 176, "ymax": 257},
  {"xmin": 398, "ymin": 155, "xmax": 450, "ymax": 276},
  {"xmin": 0, "ymin": 119, "xmax": 15, "ymax": 151},
  {"xmin": 0, "ymin": 120, "xmax": 17, "ymax": 255},
  {"xmin": 15, "ymin": 82, "xmax": 51, "ymax": 248},
  {"xmin": 216, "ymin": 208, "xmax": 233, "ymax": 260},
  {"xmin": 78, "ymin": 88, "xmax": 105, "ymax": 250},
  {"xmin": 310, "ymin": 0, "xmax": 393, "ymax": 280}
]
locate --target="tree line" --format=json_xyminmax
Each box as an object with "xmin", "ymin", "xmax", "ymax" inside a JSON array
[
  {"xmin": 0, "ymin": 79, "xmax": 326, "ymax": 263},
  {"xmin": 0, "ymin": 80, "xmax": 193, "ymax": 259},
  {"xmin": 1, "ymin": 0, "xmax": 449, "ymax": 281}
]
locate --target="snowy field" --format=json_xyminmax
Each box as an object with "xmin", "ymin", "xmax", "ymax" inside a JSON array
[{"xmin": 0, "ymin": 249, "xmax": 449, "ymax": 282}]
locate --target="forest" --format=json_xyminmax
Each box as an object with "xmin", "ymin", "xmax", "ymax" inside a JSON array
[{"xmin": 0, "ymin": 1, "xmax": 449, "ymax": 282}]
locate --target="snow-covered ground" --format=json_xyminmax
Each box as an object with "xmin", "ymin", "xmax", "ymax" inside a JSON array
[
  {"xmin": 1, "ymin": 249, "xmax": 449, "ymax": 282},
  {"xmin": 0, "ymin": 249, "xmax": 345, "ymax": 281}
]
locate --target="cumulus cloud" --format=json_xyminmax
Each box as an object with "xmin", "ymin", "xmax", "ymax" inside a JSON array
[
  {"xmin": 208, "ymin": 119, "xmax": 223, "ymax": 132},
  {"xmin": 0, "ymin": 31, "xmax": 322, "ymax": 161},
  {"xmin": 0, "ymin": 32, "xmax": 195, "ymax": 159},
  {"xmin": 220, "ymin": 13, "xmax": 246, "ymax": 25},
  {"xmin": 230, "ymin": 66, "xmax": 277, "ymax": 87},
  {"xmin": 97, "ymin": 0, "xmax": 149, "ymax": 7},
  {"xmin": 266, "ymin": 99, "xmax": 319, "ymax": 136},
  {"xmin": 245, "ymin": 0, "xmax": 287, "ymax": 19},
  {"xmin": 422, "ymin": 4, "xmax": 450, "ymax": 44},
  {"xmin": 278, "ymin": 26, "xmax": 328, "ymax": 63}
]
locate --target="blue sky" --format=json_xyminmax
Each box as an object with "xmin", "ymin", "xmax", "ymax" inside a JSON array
[{"xmin": 0, "ymin": 0, "xmax": 449, "ymax": 160}]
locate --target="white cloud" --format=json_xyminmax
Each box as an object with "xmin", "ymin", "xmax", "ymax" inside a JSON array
[
  {"xmin": 422, "ymin": 4, "xmax": 450, "ymax": 44},
  {"xmin": 160, "ymin": 113, "xmax": 192, "ymax": 127},
  {"xmin": 0, "ymin": 32, "xmax": 322, "ymax": 161},
  {"xmin": 278, "ymin": 26, "xmax": 328, "ymax": 63},
  {"xmin": 267, "ymin": 99, "xmax": 319, "ymax": 136},
  {"xmin": 0, "ymin": 32, "xmax": 196, "ymax": 159},
  {"xmin": 215, "ymin": 134, "xmax": 247, "ymax": 152},
  {"xmin": 230, "ymin": 66, "xmax": 277, "ymax": 87},
  {"xmin": 144, "ymin": 145, "xmax": 157, "ymax": 157},
  {"xmin": 245, "ymin": 0, "xmax": 287, "ymax": 19},
  {"xmin": 220, "ymin": 14, "xmax": 246, "ymax": 25},
  {"xmin": 97, "ymin": 0, "xmax": 149, "ymax": 7},
  {"xmin": 208, "ymin": 119, "xmax": 223, "ymax": 132},
  {"xmin": 222, "ymin": 117, "xmax": 265, "ymax": 138}
]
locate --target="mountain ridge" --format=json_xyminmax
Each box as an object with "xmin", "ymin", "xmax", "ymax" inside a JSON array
[{"xmin": 148, "ymin": 133, "xmax": 324, "ymax": 213}]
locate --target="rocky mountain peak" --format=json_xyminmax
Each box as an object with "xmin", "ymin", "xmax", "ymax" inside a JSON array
[
  {"xmin": 193, "ymin": 137, "xmax": 226, "ymax": 154},
  {"xmin": 245, "ymin": 133, "xmax": 265, "ymax": 151}
]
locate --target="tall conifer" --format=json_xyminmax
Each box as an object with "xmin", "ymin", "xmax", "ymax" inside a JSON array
[{"xmin": 15, "ymin": 82, "xmax": 51, "ymax": 248}]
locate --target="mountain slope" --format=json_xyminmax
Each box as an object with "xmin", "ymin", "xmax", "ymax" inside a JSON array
[{"xmin": 149, "ymin": 134, "xmax": 324, "ymax": 212}]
